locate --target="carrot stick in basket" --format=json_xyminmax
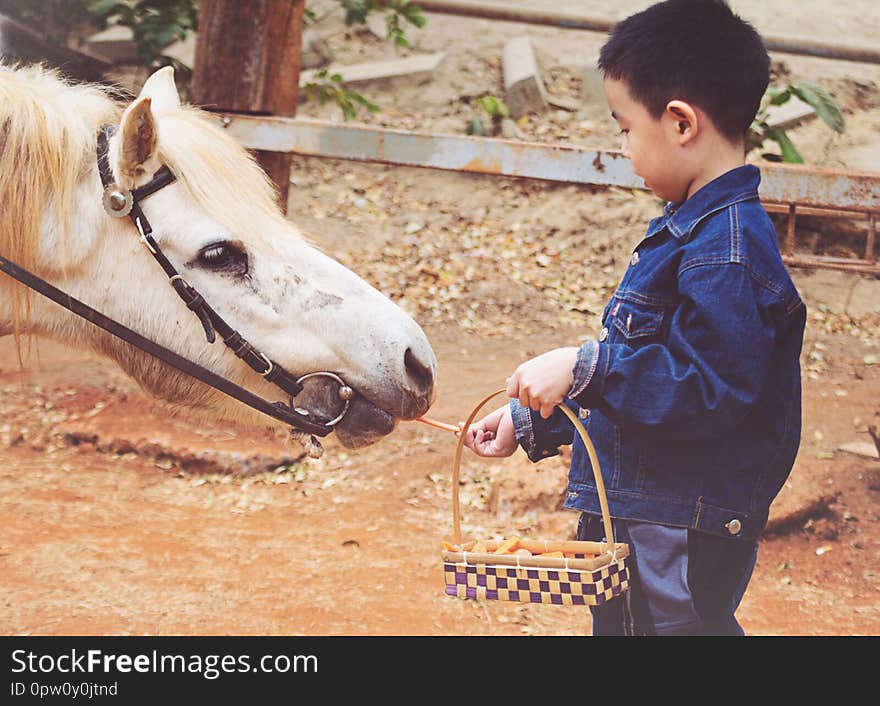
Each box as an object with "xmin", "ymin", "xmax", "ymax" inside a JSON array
[{"xmin": 415, "ymin": 417, "xmax": 463, "ymax": 433}]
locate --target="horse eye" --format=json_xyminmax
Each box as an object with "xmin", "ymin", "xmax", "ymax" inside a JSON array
[{"xmin": 196, "ymin": 242, "xmax": 248, "ymax": 274}]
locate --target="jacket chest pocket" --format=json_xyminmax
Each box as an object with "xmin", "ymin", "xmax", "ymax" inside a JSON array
[{"xmin": 610, "ymin": 301, "xmax": 665, "ymax": 345}]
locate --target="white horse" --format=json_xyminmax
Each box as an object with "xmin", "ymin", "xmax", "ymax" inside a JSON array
[{"xmin": 0, "ymin": 64, "xmax": 437, "ymax": 450}]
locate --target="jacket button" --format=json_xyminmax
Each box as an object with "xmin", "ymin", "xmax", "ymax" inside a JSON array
[
  {"xmin": 598, "ymin": 327, "xmax": 608, "ymax": 341},
  {"xmin": 630, "ymin": 252, "xmax": 640, "ymax": 266},
  {"xmin": 725, "ymin": 518, "xmax": 742, "ymax": 535},
  {"xmin": 578, "ymin": 408, "xmax": 590, "ymax": 420}
]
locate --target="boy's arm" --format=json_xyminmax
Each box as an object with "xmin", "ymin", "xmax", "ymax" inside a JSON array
[{"xmin": 570, "ymin": 261, "xmax": 778, "ymax": 439}]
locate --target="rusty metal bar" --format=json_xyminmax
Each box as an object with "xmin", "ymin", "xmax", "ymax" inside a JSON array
[
  {"xmin": 867, "ymin": 213, "xmax": 877, "ymax": 264},
  {"xmin": 214, "ymin": 113, "xmax": 880, "ymax": 275},
  {"xmin": 767, "ymin": 202, "xmax": 880, "ymax": 274},
  {"xmin": 413, "ymin": 0, "xmax": 615, "ymax": 32},
  {"xmin": 782, "ymin": 254, "xmax": 880, "ymax": 276},
  {"xmin": 756, "ymin": 161, "xmax": 880, "ymax": 215},
  {"xmin": 412, "ymin": 0, "xmax": 880, "ymax": 65},
  {"xmin": 217, "ymin": 114, "xmax": 880, "ymax": 214},
  {"xmin": 785, "ymin": 204, "xmax": 797, "ymax": 257},
  {"xmin": 763, "ymin": 203, "xmax": 871, "ymax": 221},
  {"xmin": 218, "ymin": 114, "xmax": 644, "ymax": 189}
]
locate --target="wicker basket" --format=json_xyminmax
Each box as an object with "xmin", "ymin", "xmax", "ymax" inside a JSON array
[{"xmin": 442, "ymin": 389, "xmax": 630, "ymax": 607}]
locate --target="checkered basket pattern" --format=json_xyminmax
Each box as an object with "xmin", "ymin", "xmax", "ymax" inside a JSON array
[
  {"xmin": 443, "ymin": 389, "xmax": 630, "ymax": 608},
  {"xmin": 443, "ymin": 555, "xmax": 629, "ymax": 606}
]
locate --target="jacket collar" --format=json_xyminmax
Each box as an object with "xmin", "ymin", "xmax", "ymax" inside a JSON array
[{"xmin": 645, "ymin": 164, "xmax": 762, "ymax": 241}]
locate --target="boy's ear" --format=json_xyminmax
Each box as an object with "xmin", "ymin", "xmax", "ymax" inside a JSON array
[{"xmin": 666, "ymin": 100, "xmax": 699, "ymax": 145}]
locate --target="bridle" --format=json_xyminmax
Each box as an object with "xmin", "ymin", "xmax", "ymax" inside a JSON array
[{"xmin": 0, "ymin": 124, "xmax": 355, "ymax": 440}]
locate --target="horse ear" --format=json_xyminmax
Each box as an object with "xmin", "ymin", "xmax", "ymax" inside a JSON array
[
  {"xmin": 138, "ymin": 66, "xmax": 180, "ymax": 112},
  {"xmin": 116, "ymin": 96, "xmax": 160, "ymax": 187}
]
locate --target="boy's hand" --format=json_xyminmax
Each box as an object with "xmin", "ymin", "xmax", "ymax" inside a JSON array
[
  {"xmin": 460, "ymin": 404, "xmax": 517, "ymax": 457},
  {"xmin": 507, "ymin": 347, "xmax": 579, "ymax": 419}
]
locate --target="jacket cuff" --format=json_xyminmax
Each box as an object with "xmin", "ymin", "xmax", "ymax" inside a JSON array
[
  {"xmin": 510, "ymin": 399, "xmax": 560, "ymax": 462},
  {"xmin": 510, "ymin": 398, "xmax": 535, "ymax": 454},
  {"xmin": 568, "ymin": 340, "xmax": 600, "ymax": 399},
  {"xmin": 570, "ymin": 340, "xmax": 610, "ymax": 408}
]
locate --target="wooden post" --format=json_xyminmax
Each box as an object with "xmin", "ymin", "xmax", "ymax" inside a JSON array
[{"xmin": 190, "ymin": 0, "xmax": 304, "ymax": 212}]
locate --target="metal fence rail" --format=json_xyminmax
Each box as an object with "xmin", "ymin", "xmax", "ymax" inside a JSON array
[{"xmin": 215, "ymin": 113, "xmax": 880, "ymax": 275}]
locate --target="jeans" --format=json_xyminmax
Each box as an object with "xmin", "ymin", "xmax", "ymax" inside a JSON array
[{"xmin": 577, "ymin": 513, "xmax": 758, "ymax": 636}]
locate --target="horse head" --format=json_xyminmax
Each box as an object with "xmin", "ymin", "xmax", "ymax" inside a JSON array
[{"xmin": 0, "ymin": 65, "xmax": 437, "ymax": 450}]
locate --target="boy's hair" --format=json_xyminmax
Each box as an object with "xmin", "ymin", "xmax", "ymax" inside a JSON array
[{"xmin": 598, "ymin": 0, "xmax": 770, "ymax": 144}]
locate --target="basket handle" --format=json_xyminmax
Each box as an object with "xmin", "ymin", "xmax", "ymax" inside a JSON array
[{"xmin": 452, "ymin": 389, "xmax": 616, "ymax": 552}]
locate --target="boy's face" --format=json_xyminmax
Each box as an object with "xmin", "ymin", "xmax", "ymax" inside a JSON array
[{"xmin": 604, "ymin": 78, "xmax": 689, "ymax": 203}]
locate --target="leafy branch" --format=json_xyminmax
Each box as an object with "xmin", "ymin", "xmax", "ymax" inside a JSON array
[
  {"xmin": 747, "ymin": 81, "xmax": 845, "ymax": 163},
  {"xmin": 85, "ymin": 0, "xmax": 199, "ymax": 76},
  {"xmin": 301, "ymin": 69, "xmax": 379, "ymax": 120},
  {"xmin": 304, "ymin": 1, "xmax": 426, "ymax": 119},
  {"xmin": 339, "ymin": 0, "xmax": 426, "ymax": 47}
]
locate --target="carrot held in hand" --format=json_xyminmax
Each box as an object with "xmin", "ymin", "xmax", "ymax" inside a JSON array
[{"xmin": 415, "ymin": 416, "xmax": 463, "ymax": 433}]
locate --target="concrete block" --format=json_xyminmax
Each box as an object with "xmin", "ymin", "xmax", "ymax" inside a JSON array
[
  {"xmin": 547, "ymin": 95, "xmax": 580, "ymax": 112},
  {"xmin": 162, "ymin": 32, "xmax": 196, "ymax": 67},
  {"xmin": 302, "ymin": 29, "xmax": 333, "ymax": 69},
  {"xmin": 365, "ymin": 12, "xmax": 389, "ymax": 40},
  {"xmin": 502, "ymin": 36, "xmax": 548, "ymax": 119},
  {"xmin": 581, "ymin": 58, "xmax": 605, "ymax": 111},
  {"xmin": 765, "ymin": 95, "xmax": 816, "ymax": 130},
  {"xmin": 300, "ymin": 52, "xmax": 445, "ymax": 87},
  {"xmin": 838, "ymin": 441, "xmax": 879, "ymax": 459},
  {"xmin": 87, "ymin": 23, "xmax": 197, "ymax": 67},
  {"xmin": 85, "ymin": 24, "xmax": 139, "ymax": 63}
]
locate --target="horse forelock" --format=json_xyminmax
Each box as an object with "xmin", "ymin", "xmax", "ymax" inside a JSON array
[{"xmin": 156, "ymin": 107, "xmax": 296, "ymax": 248}]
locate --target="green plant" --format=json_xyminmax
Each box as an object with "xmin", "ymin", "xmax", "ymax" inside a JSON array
[
  {"xmin": 747, "ymin": 82, "xmax": 845, "ymax": 163},
  {"xmin": 3, "ymin": 0, "xmax": 198, "ymax": 76},
  {"xmin": 3, "ymin": 0, "xmax": 423, "ymax": 121},
  {"xmin": 301, "ymin": 68, "xmax": 379, "ymax": 120},
  {"xmin": 300, "ymin": 1, "xmax": 426, "ymax": 120},
  {"xmin": 338, "ymin": 0, "xmax": 426, "ymax": 47},
  {"xmin": 85, "ymin": 0, "xmax": 198, "ymax": 76},
  {"xmin": 381, "ymin": 0, "xmax": 426, "ymax": 48},
  {"xmin": 466, "ymin": 95, "xmax": 509, "ymax": 136}
]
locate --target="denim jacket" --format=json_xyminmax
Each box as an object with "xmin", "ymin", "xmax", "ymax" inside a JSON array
[{"xmin": 512, "ymin": 165, "xmax": 806, "ymax": 540}]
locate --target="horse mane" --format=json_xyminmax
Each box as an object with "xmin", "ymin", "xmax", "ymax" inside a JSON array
[
  {"xmin": 0, "ymin": 63, "xmax": 291, "ymax": 358},
  {"xmin": 0, "ymin": 63, "xmax": 119, "ymax": 354}
]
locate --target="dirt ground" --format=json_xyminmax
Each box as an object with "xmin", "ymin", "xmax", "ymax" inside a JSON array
[{"xmin": 1, "ymin": 2, "xmax": 879, "ymax": 637}]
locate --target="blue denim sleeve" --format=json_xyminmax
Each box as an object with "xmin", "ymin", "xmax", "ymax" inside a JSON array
[
  {"xmin": 571, "ymin": 262, "xmax": 775, "ymax": 440},
  {"xmin": 509, "ymin": 342, "xmax": 597, "ymax": 461}
]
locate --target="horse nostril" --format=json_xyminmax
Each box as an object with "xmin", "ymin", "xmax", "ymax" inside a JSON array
[{"xmin": 404, "ymin": 347, "xmax": 434, "ymax": 397}]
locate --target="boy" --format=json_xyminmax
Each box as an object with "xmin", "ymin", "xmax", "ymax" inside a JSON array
[{"xmin": 463, "ymin": 0, "xmax": 806, "ymax": 636}]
